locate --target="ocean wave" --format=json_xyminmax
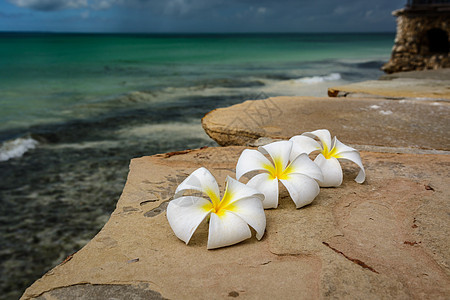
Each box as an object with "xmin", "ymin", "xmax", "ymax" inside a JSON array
[
  {"xmin": 294, "ymin": 73, "xmax": 341, "ymax": 84},
  {"xmin": 0, "ymin": 137, "xmax": 38, "ymax": 162}
]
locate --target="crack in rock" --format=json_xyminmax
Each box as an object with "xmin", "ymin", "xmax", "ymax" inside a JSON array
[{"xmin": 322, "ymin": 242, "xmax": 379, "ymax": 274}]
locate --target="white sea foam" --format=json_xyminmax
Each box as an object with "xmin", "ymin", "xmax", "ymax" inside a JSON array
[
  {"xmin": 0, "ymin": 137, "xmax": 39, "ymax": 162},
  {"xmin": 379, "ymin": 110, "xmax": 393, "ymax": 115},
  {"xmin": 47, "ymin": 140, "xmax": 121, "ymax": 150},
  {"xmin": 294, "ymin": 73, "xmax": 342, "ymax": 84}
]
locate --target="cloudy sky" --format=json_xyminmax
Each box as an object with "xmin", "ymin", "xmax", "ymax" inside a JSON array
[{"xmin": 1, "ymin": 0, "xmax": 406, "ymax": 33}]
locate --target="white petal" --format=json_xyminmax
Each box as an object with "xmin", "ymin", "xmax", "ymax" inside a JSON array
[
  {"xmin": 207, "ymin": 211, "xmax": 251, "ymax": 249},
  {"xmin": 166, "ymin": 196, "xmax": 212, "ymax": 244},
  {"xmin": 259, "ymin": 140, "xmax": 292, "ymax": 171},
  {"xmin": 222, "ymin": 176, "xmax": 264, "ymax": 206},
  {"xmin": 333, "ymin": 137, "xmax": 357, "ymax": 154},
  {"xmin": 247, "ymin": 173, "xmax": 279, "ymax": 209},
  {"xmin": 289, "ymin": 135, "xmax": 322, "ymax": 161},
  {"xmin": 337, "ymin": 151, "xmax": 366, "ymax": 184},
  {"xmin": 236, "ymin": 149, "xmax": 273, "ymax": 180},
  {"xmin": 286, "ymin": 153, "xmax": 324, "ymax": 182},
  {"xmin": 314, "ymin": 154, "xmax": 343, "ymax": 187},
  {"xmin": 302, "ymin": 129, "xmax": 332, "ymax": 151},
  {"xmin": 228, "ymin": 197, "xmax": 266, "ymax": 240},
  {"xmin": 174, "ymin": 167, "xmax": 220, "ymax": 202},
  {"xmin": 280, "ymin": 173, "xmax": 320, "ymax": 208}
]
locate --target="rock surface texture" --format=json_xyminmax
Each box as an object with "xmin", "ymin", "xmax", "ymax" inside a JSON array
[
  {"xmin": 201, "ymin": 96, "xmax": 450, "ymax": 148},
  {"xmin": 22, "ymin": 146, "xmax": 450, "ymax": 299},
  {"xmin": 328, "ymin": 69, "xmax": 450, "ymax": 99}
]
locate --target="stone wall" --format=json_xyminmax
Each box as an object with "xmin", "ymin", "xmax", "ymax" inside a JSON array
[{"xmin": 382, "ymin": 8, "xmax": 450, "ymax": 73}]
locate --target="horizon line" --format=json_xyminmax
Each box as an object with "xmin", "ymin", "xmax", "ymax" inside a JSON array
[{"xmin": 0, "ymin": 30, "xmax": 396, "ymax": 35}]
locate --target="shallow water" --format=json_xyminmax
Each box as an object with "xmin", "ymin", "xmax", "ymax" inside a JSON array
[{"xmin": 0, "ymin": 32, "xmax": 393, "ymax": 299}]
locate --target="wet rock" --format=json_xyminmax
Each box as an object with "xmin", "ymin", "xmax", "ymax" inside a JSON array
[{"xmin": 22, "ymin": 146, "xmax": 450, "ymax": 299}]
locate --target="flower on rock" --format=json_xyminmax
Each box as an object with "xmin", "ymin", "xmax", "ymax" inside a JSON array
[
  {"xmin": 290, "ymin": 129, "xmax": 365, "ymax": 187},
  {"xmin": 236, "ymin": 140, "xmax": 323, "ymax": 209},
  {"xmin": 166, "ymin": 167, "xmax": 266, "ymax": 249}
]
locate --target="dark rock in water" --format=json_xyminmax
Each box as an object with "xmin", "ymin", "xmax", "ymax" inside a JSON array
[
  {"xmin": 355, "ymin": 60, "xmax": 385, "ymax": 69},
  {"xmin": 197, "ymin": 78, "xmax": 265, "ymax": 88},
  {"xmin": 261, "ymin": 73, "xmax": 297, "ymax": 80}
]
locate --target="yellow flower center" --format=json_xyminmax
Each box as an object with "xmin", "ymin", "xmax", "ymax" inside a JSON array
[
  {"xmin": 322, "ymin": 142, "xmax": 338, "ymax": 159},
  {"xmin": 267, "ymin": 156, "xmax": 289, "ymax": 180},
  {"xmin": 204, "ymin": 185, "xmax": 236, "ymax": 217}
]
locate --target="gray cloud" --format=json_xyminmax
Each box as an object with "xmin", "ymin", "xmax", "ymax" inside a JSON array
[
  {"xmin": 8, "ymin": 0, "xmax": 88, "ymax": 11},
  {"xmin": 7, "ymin": 0, "xmax": 405, "ymax": 16},
  {"xmin": 5, "ymin": 0, "xmax": 406, "ymax": 32}
]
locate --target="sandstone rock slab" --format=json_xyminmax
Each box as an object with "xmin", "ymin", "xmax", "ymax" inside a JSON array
[
  {"xmin": 201, "ymin": 96, "xmax": 450, "ymax": 150},
  {"xmin": 22, "ymin": 146, "xmax": 450, "ymax": 299},
  {"xmin": 328, "ymin": 69, "xmax": 450, "ymax": 100},
  {"xmin": 380, "ymin": 69, "xmax": 450, "ymax": 81}
]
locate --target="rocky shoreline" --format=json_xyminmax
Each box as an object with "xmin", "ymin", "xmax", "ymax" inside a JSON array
[
  {"xmin": 328, "ymin": 69, "xmax": 450, "ymax": 99},
  {"xmin": 21, "ymin": 70, "xmax": 450, "ymax": 299}
]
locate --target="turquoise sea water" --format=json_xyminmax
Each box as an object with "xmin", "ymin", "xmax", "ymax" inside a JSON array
[
  {"xmin": 0, "ymin": 32, "xmax": 394, "ymax": 299},
  {"xmin": 0, "ymin": 33, "xmax": 392, "ymax": 132}
]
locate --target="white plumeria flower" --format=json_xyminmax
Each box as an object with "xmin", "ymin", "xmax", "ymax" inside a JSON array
[
  {"xmin": 166, "ymin": 167, "xmax": 266, "ymax": 250},
  {"xmin": 236, "ymin": 140, "xmax": 323, "ymax": 209},
  {"xmin": 290, "ymin": 129, "xmax": 365, "ymax": 187}
]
